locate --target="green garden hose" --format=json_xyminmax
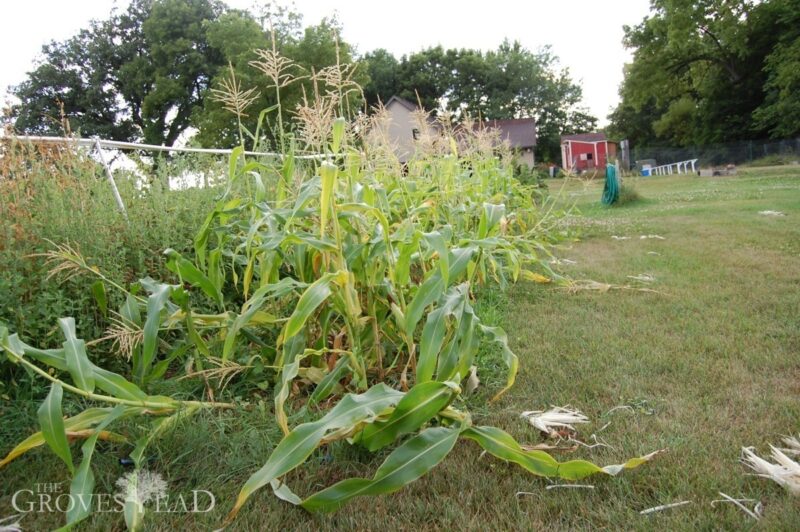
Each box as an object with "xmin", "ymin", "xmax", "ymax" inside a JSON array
[{"xmin": 602, "ymin": 164, "xmax": 619, "ymax": 205}]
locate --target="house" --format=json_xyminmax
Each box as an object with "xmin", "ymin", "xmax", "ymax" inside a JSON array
[
  {"xmin": 477, "ymin": 118, "xmax": 536, "ymax": 168},
  {"xmin": 560, "ymin": 133, "xmax": 617, "ymax": 172},
  {"xmin": 381, "ymin": 95, "xmax": 536, "ymax": 166}
]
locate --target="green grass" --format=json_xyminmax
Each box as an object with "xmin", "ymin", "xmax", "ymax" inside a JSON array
[{"xmin": 2, "ymin": 167, "xmax": 799, "ymax": 530}]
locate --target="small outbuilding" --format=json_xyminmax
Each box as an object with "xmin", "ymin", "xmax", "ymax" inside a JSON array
[{"xmin": 560, "ymin": 133, "xmax": 617, "ymax": 172}]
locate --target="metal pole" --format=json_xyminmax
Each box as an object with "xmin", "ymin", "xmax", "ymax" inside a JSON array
[{"xmin": 93, "ymin": 137, "xmax": 128, "ymax": 220}]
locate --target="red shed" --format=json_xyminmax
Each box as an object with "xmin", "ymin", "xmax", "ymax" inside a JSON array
[{"xmin": 560, "ymin": 133, "xmax": 617, "ymax": 172}]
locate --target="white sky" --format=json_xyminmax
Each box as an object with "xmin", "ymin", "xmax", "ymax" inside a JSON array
[{"xmin": 0, "ymin": 0, "xmax": 653, "ymax": 126}]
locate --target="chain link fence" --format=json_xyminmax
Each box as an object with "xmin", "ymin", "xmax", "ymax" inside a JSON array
[{"xmin": 631, "ymin": 137, "xmax": 800, "ymax": 169}]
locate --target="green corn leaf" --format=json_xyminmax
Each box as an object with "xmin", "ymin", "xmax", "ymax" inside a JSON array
[
  {"xmin": 92, "ymin": 367, "xmax": 148, "ymax": 402},
  {"xmin": 59, "ymin": 318, "xmax": 95, "ymax": 392},
  {"xmin": 478, "ymin": 324, "xmax": 518, "ymax": 402},
  {"xmin": 1, "ymin": 407, "xmax": 129, "ymax": 469},
  {"xmin": 281, "ymin": 271, "xmax": 347, "ymax": 343},
  {"xmin": 394, "ymin": 231, "xmax": 421, "ymax": 287},
  {"xmin": 319, "ymin": 162, "xmax": 338, "ymax": 239},
  {"xmin": 208, "ymin": 248, "xmax": 224, "ymax": 294},
  {"xmin": 120, "ymin": 294, "xmax": 142, "ymax": 326},
  {"xmin": 300, "ymin": 426, "xmax": 460, "ymax": 512},
  {"xmin": 222, "ymin": 282, "xmax": 286, "ymax": 362},
  {"xmin": 405, "ymin": 247, "xmax": 475, "ymax": 338},
  {"xmin": 436, "ymin": 302, "xmax": 477, "ymax": 383},
  {"xmin": 228, "ymin": 384, "xmax": 404, "ymax": 521},
  {"xmin": 274, "ymin": 339, "xmax": 304, "ymax": 435},
  {"xmin": 417, "ymin": 284, "xmax": 470, "ymax": 383},
  {"xmin": 251, "ymin": 171, "xmax": 267, "ymax": 203},
  {"xmin": 331, "ymin": 117, "xmax": 346, "ymax": 153},
  {"xmin": 423, "ymin": 231, "xmax": 449, "ymax": 287},
  {"xmin": 64, "ymin": 405, "xmax": 127, "ymax": 529},
  {"xmin": 229, "ymin": 145, "xmax": 244, "ymax": 182},
  {"xmin": 90, "ymin": 280, "xmax": 107, "ymax": 317},
  {"xmin": 3, "ymin": 330, "xmax": 149, "ymax": 402},
  {"xmin": 464, "ymin": 426, "xmax": 662, "ymax": 480},
  {"xmin": 135, "ymin": 283, "xmax": 174, "ymax": 383},
  {"xmin": 309, "ymin": 356, "xmax": 351, "ymax": 406},
  {"xmin": 360, "ymin": 381, "xmax": 459, "ymax": 452},
  {"xmin": 462, "ymin": 426, "xmax": 559, "ymax": 476},
  {"xmin": 38, "ymin": 383, "xmax": 74, "ymax": 473},
  {"xmin": 478, "ymin": 203, "xmax": 506, "ymax": 239},
  {"xmin": 164, "ymin": 248, "xmax": 223, "ymax": 308}
]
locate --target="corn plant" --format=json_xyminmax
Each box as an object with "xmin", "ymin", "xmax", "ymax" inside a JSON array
[{"xmin": 0, "ymin": 51, "xmax": 658, "ymax": 530}]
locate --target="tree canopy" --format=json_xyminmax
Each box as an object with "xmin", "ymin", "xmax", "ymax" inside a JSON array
[
  {"xmin": 362, "ymin": 42, "xmax": 596, "ymax": 160},
  {"xmin": 608, "ymin": 0, "xmax": 800, "ymax": 147},
  {"xmin": 8, "ymin": 1, "xmax": 596, "ymax": 158},
  {"xmin": 12, "ymin": 0, "xmax": 227, "ymax": 147}
]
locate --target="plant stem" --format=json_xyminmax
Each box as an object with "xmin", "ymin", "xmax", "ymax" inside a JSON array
[{"xmin": 9, "ymin": 350, "xmax": 235, "ymax": 410}]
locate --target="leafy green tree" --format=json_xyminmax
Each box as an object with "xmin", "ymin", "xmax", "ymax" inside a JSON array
[
  {"xmin": 11, "ymin": 0, "xmax": 226, "ymax": 146},
  {"xmin": 192, "ymin": 10, "xmax": 271, "ymax": 148},
  {"xmin": 193, "ymin": 14, "xmax": 365, "ymax": 149},
  {"xmin": 361, "ymin": 42, "xmax": 595, "ymax": 161},
  {"xmin": 610, "ymin": 0, "xmax": 800, "ymax": 147},
  {"xmin": 362, "ymin": 49, "xmax": 399, "ymax": 107}
]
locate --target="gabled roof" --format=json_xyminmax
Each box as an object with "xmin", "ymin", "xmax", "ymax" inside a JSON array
[
  {"xmin": 561, "ymin": 132, "xmax": 607, "ymax": 143},
  {"xmin": 385, "ymin": 95, "xmax": 419, "ymax": 112},
  {"xmin": 479, "ymin": 118, "xmax": 536, "ymax": 149}
]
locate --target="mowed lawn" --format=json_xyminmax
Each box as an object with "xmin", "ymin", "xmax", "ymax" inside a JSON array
[{"xmin": 2, "ymin": 167, "xmax": 799, "ymax": 530}]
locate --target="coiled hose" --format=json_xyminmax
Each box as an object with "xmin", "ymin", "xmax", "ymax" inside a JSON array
[{"xmin": 601, "ymin": 164, "xmax": 619, "ymax": 205}]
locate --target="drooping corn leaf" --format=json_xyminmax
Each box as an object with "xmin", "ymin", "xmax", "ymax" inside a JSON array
[
  {"xmin": 478, "ymin": 324, "xmax": 519, "ymax": 402},
  {"xmin": 227, "ymin": 384, "xmax": 404, "ymax": 521},
  {"xmin": 64, "ymin": 405, "xmax": 127, "ymax": 529},
  {"xmin": 1, "ymin": 408, "xmax": 121, "ymax": 469},
  {"xmin": 135, "ymin": 282, "xmax": 174, "ymax": 383},
  {"xmin": 38, "ymin": 383, "xmax": 74, "ymax": 473},
  {"xmin": 301, "ymin": 426, "xmax": 461, "ymax": 512},
  {"xmin": 463, "ymin": 426, "xmax": 662, "ymax": 480},
  {"xmin": 90, "ymin": 280, "xmax": 107, "ymax": 317},
  {"xmin": 478, "ymin": 203, "xmax": 506, "ymax": 239},
  {"xmin": 281, "ymin": 271, "xmax": 347, "ymax": 343},
  {"xmin": 360, "ymin": 381, "xmax": 459, "ymax": 452},
  {"xmin": 164, "ymin": 248, "xmax": 223, "ymax": 308},
  {"xmin": 59, "ymin": 318, "xmax": 95, "ymax": 392},
  {"xmin": 405, "ymin": 247, "xmax": 475, "ymax": 338}
]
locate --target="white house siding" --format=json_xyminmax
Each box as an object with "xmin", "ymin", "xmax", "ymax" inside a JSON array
[{"xmin": 386, "ymin": 101, "xmax": 418, "ymax": 163}]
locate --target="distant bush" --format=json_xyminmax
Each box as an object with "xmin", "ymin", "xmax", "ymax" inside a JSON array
[
  {"xmin": 741, "ymin": 154, "xmax": 800, "ymax": 168},
  {"xmin": 615, "ymin": 182, "xmax": 642, "ymax": 206},
  {"xmin": 514, "ymin": 162, "xmax": 548, "ymax": 188}
]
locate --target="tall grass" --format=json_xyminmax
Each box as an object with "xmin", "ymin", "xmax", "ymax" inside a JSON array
[{"xmin": 0, "ymin": 140, "xmax": 221, "ymax": 345}]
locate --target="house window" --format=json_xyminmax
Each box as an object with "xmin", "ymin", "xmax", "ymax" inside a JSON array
[
  {"xmin": 587, "ymin": 153, "xmax": 593, "ymax": 160},
  {"xmin": 412, "ymin": 128, "xmax": 420, "ymax": 140}
]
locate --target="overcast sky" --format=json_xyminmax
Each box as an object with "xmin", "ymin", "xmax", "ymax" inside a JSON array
[{"xmin": 0, "ymin": 0, "xmax": 653, "ymax": 126}]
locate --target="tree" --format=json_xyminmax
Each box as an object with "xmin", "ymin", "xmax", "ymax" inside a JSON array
[
  {"xmin": 362, "ymin": 49, "xmax": 399, "ymax": 108},
  {"xmin": 11, "ymin": 0, "xmax": 226, "ymax": 146},
  {"xmin": 610, "ymin": 0, "xmax": 800, "ymax": 147},
  {"xmin": 193, "ymin": 13, "xmax": 366, "ymax": 149},
  {"xmin": 361, "ymin": 42, "xmax": 596, "ymax": 161}
]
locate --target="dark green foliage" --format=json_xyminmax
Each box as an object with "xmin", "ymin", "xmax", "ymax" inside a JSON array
[
  {"xmin": 0, "ymin": 142, "xmax": 219, "ymax": 349},
  {"xmin": 11, "ymin": 0, "xmax": 228, "ymax": 147},
  {"xmin": 615, "ymin": 183, "xmax": 642, "ymax": 206},
  {"xmin": 609, "ymin": 0, "xmax": 800, "ymax": 148},
  {"xmin": 361, "ymin": 41, "xmax": 597, "ymax": 162}
]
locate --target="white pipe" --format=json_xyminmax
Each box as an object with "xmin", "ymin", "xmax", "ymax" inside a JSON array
[
  {"xmin": 93, "ymin": 137, "xmax": 128, "ymax": 219},
  {"xmin": 5, "ymin": 135, "xmax": 330, "ymax": 160}
]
